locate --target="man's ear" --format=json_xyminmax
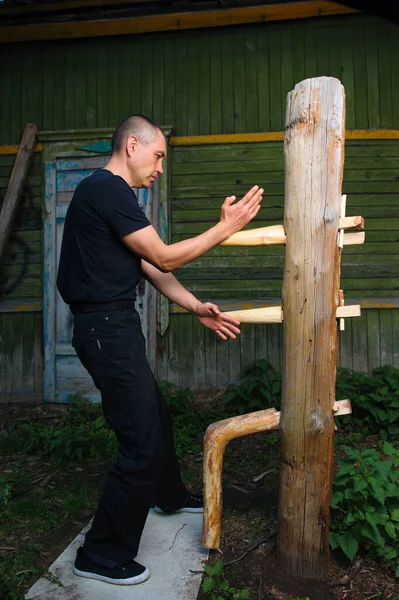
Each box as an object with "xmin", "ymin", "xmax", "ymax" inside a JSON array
[{"xmin": 126, "ymin": 135, "xmax": 139, "ymax": 157}]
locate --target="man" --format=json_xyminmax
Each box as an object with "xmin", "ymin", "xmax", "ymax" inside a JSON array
[{"xmin": 57, "ymin": 114, "xmax": 263, "ymax": 586}]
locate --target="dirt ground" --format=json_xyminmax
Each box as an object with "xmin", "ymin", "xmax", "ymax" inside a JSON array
[{"xmin": 1, "ymin": 400, "xmax": 398, "ymax": 600}]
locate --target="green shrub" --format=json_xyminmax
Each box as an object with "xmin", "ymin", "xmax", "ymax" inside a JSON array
[
  {"xmin": 336, "ymin": 365, "xmax": 399, "ymax": 438},
  {"xmin": 330, "ymin": 441, "xmax": 399, "ymax": 577},
  {"xmin": 224, "ymin": 360, "xmax": 282, "ymax": 414},
  {"xmin": 202, "ymin": 560, "xmax": 250, "ymax": 599}
]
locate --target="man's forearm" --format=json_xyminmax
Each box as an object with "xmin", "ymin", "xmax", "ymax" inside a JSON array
[{"xmin": 141, "ymin": 260, "xmax": 201, "ymax": 312}]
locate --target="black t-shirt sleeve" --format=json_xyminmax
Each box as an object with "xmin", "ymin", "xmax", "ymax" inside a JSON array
[{"xmin": 97, "ymin": 176, "xmax": 151, "ymax": 238}]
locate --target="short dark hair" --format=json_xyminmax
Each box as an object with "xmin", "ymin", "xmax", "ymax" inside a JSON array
[{"xmin": 111, "ymin": 114, "xmax": 163, "ymax": 153}]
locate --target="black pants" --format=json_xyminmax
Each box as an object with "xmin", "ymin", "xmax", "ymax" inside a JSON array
[{"xmin": 72, "ymin": 308, "xmax": 187, "ymax": 566}]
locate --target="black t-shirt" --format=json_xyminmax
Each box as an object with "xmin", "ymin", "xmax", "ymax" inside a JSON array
[{"xmin": 56, "ymin": 169, "xmax": 151, "ymax": 305}]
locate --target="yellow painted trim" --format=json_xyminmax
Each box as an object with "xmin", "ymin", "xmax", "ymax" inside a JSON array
[
  {"xmin": 0, "ymin": 2, "xmax": 357, "ymax": 44},
  {"xmin": 346, "ymin": 129, "xmax": 399, "ymax": 140},
  {"xmin": 1, "ymin": 131, "xmax": 399, "ymax": 154},
  {"xmin": 170, "ymin": 130, "xmax": 399, "ymax": 146},
  {"xmin": 0, "ymin": 143, "xmax": 43, "ymax": 155}
]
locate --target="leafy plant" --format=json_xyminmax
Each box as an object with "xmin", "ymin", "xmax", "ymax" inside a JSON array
[
  {"xmin": 224, "ymin": 360, "xmax": 282, "ymax": 414},
  {"xmin": 202, "ymin": 560, "xmax": 250, "ymax": 599},
  {"xmin": 336, "ymin": 365, "xmax": 399, "ymax": 438},
  {"xmin": 330, "ymin": 441, "xmax": 399, "ymax": 577}
]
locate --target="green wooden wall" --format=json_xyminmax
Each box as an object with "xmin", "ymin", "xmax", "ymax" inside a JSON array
[
  {"xmin": 171, "ymin": 140, "xmax": 399, "ymax": 301},
  {"xmin": 0, "ymin": 13, "xmax": 398, "ymax": 399},
  {"xmin": 1, "ymin": 15, "xmax": 399, "ymax": 143},
  {"xmin": 155, "ymin": 310, "xmax": 399, "ymax": 388}
]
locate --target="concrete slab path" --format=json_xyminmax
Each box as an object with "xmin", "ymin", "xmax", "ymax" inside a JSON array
[{"xmin": 26, "ymin": 510, "xmax": 208, "ymax": 600}]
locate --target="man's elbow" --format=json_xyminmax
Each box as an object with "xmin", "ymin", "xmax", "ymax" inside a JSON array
[{"xmin": 153, "ymin": 257, "xmax": 174, "ymax": 273}]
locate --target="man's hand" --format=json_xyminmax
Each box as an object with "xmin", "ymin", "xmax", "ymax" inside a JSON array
[
  {"xmin": 195, "ymin": 302, "xmax": 241, "ymax": 341},
  {"xmin": 220, "ymin": 185, "xmax": 263, "ymax": 237}
]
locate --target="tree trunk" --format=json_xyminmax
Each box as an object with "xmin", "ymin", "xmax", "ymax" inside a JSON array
[{"xmin": 277, "ymin": 77, "xmax": 345, "ymax": 579}]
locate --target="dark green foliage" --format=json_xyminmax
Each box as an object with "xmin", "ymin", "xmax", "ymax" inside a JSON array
[
  {"xmin": 330, "ymin": 442, "xmax": 399, "ymax": 577},
  {"xmin": 224, "ymin": 360, "xmax": 282, "ymax": 414},
  {"xmin": 336, "ymin": 365, "xmax": 399, "ymax": 438},
  {"xmin": 202, "ymin": 560, "xmax": 250, "ymax": 599}
]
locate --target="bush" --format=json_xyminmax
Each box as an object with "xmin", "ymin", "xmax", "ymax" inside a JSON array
[
  {"xmin": 336, "ymin": 365, "xmax": 399, "ymax": 438},
  {"xmin": 330, "ymin": 441, "xmax": 399, "ymax": 577},
  {"xmin": 224, "ymin": 360, "xmax": 282, "ymax": 414}
]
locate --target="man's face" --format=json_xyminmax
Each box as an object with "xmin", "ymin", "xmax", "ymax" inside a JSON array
[{"xmin": 129, "ymin": 130, "xmax": 166, "ymax": 189}]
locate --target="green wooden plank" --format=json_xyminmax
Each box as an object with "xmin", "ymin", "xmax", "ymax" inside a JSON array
[
  {"xmin": 315, "ymin": 24, "xmax": 330, "ymax": 77},
  {"xmin": 257, "ymin": 31, "xmax": 271, "ymax": 132},
  {"xmin": 186, "ymin": 38, "xmax": 199, "ymax": 136},
  {"xmin": 267, "ymin": 324, "xmax": 282, "ymax": 373},
  {"xmin": 2, "ymin": 251, "xmax": 41, "ymax": 266},
  {"xmin": 42, "ymin": 47, "xmax": 55, "ymax": 130},
  {"xmin": 85, "ymin": 41, "xmax": 98, "ymax": 129},
  {"xmin": 352, "ymin": 24, "xmax": 368, "ymax": 129},
  {"xmin": 216, "ymin": 335, "xmax": 230, "ymax": 386},
  {"xmin": 390, "ymin": 27, "xmax": 399, "ymax": 129},
  {"xmin": 21, "ymin": 312, "xmax": 35, "ymax": 393},
  {"xmin": 351, "ymin": 313, "xmax": 368, "ymax": 373},
  {"xmin": 255, "ymin": 323, "xmax": 268, "ymax": 363},
  {"xmin": 75, "ymin": 42, "xmax": 87, "ymax": 129},
  {"xmin": 11, "ymin": 47, "xmax": 23, "ymax": 143},
  {"xmin": 339, "ymin": 320, "xmax": 353, "ymax": 370},
  {"xmin": 117, "ymin": 38, "xmax": 132, "ymax": 124},
  {"xmin": 268, "ymin": 30, "xmax": 282, "ymax": 130},
  {"xmin": 108, "ymin": 40, "xmax": 121, "ymax": 127},
  {"xmin": 192, "ymin": 314, "xmax": 206, "ymax": 389},
  {"xmin": 141, "ymin": 39, "xmax": 154, "ymax": 120},
  {"xmin": 366, "ymin": 24, "xmax": 380, "ymax": 129},
  {"xmin": 173, "ymin": 158, "xmax": 284, "ymax": 175},
  {"xmin": 221, "ymin": 33, "xmax": 235, "ymax": 134},
  {"xmin": 240, "ymin": 323, "xmax": 256, "ymax": 376},
  {"xmin": 0, "ymin": 52, "xmax": 12, "ymax": 144},
  {"xmin": 245, "ymin": 30, "xmax": 258, "ymax": 133},
  {"xmin": 367, "ymin": 310, "xmax": 381, "ymax": 372},
  {"xmin": 21, "ymin": 49, "xmax": 35, "ymax": 126},
  {"xmin": 33, "ymin": 311, "xmax": 44, "ymax": 393},
  {"xmin": 178, "ymin": 313, "xmax": 194, "ymax": 388},
  {"xmin": 152, "ymin": 38, "xmax": 165, "ymax": 126},
  {"xmin": 281, "ymin": 28, "xmax": 294, "ymax": 124},
  {"xmin": 339, "ymin": 27, "xmax": 356, "ymax": 129},
  {"xmin": 197, "ymin": 35, "xmax": 210, "ymax": 134},
  {"xmin": 291, "ymin": 27, "xmax": 306, "ymax": 92},
  {"xmin": 304, "ymin": 26, "xmax": 318, "ymax": 80},
  {"xmin": 175, "ymin": 37, "xmax": 188, "ymax": 136},
  {"xmin": 129, "ymin": 39, "xmax": 142, "ymax": 114},
  {"xmin": 228, "ymin": 333, "xmax": 241, "ymax": 384},
  {"xmin": 210, "ymin": 35, "xmax": 222, "ymax": 134},
  {"xmin": 1, "ymin": 314, "xmax": 13, "ymax": 393},
  {"xmin": 97, "ymin": 41, "xmax": 109, "ymax": 127},
  {"xmin": 393, "ymin": 310, "xmax": 399, "ymax": 368},
  {"xmin": 379, "ymin": 309, "xmax": 393, "ymax": 367},
  {"xmin": 204, "ymin": 324, "xmax": 217, "ymax": 386},
  {"xmin": 232, "ymin": 31, "xmax": 246, "ymax": 134},
  {"xmin": 377, "ymin": 26, "xmax": 393, "ymax": 129},
  {"xmin": 11, "ymin": 313, "xmax": 24, "ymax": 394},
  {"xmin": 167, "ymin": 314, "xmax": 180, "ymax": 386},
  {"xmin": 327, "ymin": 25, "xmax": 341, "ymax": 82},
  {"xmin": 64, "ymin": 44, "xmax": 76, "ymax": 129},
  {"xmin": 53, "ymin": 45, "xmax": 65, "ymax": 130}
]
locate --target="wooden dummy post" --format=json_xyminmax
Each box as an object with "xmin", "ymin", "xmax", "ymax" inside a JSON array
[
  {"xmin": 277, "ymin": 76, "xmax": 346, "ymax": 578},
  {"xmin": 202, "ymin": 77, "xmax": 363, "ymax": 575}
]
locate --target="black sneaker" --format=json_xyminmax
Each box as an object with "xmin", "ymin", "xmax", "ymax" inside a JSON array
[
  {"xmin": 154, "ymin": 492, "xmax": 203, "ymax": 514},
  {"xmin": 73, "ymin": 547, "xmax": 150, "ymax": 585}
]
